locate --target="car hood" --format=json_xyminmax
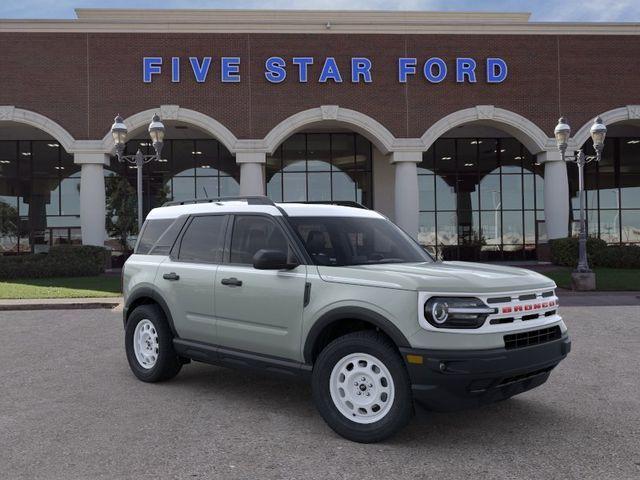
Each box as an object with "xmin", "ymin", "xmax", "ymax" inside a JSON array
[{"xmin": 316, "ymin": 261, "xmax": 556, "ymax": 293}]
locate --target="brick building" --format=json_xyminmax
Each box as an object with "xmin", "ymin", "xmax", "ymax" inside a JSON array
[{"xmin": 0, "ymin": 9, "xmax": 639, "ymax": 259}]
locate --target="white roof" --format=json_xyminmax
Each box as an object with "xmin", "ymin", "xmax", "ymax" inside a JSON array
[{"xmin": 145, "ymin": 200, "xmax": 383, "ymax": 220}]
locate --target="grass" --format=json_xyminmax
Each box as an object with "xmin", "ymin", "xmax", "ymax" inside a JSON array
[
  {"xmin": 543, "ymin": 267, "xmax": 640, "ymax": 291},
  {"xmin": 0, "ymin": 275, "xmax": 121, "ymax": 299}
]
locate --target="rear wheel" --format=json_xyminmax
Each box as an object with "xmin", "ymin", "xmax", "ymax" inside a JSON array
[
  {"xmin": 312, "ymin": 331, "xmax": 413, "ymax": 443},
  {"xmin": 125, "ymin": 304, "xmax": 182, "ymax": 382}
]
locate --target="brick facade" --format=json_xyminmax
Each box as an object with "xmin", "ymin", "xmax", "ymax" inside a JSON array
[{"xmin": 1, "ymin": 32, "xmax": 638, "ymax": 142}]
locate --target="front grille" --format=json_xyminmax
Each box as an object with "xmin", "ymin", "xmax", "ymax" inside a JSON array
[{"xmin": 504, "ymin": 326, "xmax": 562, "ymax": 350}]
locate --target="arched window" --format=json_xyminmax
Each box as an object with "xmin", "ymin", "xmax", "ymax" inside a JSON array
[
  {"xmin": 266, "ymin": 133, "xmax": 372, "ymax": 206},
  {"xmin": 418, "ymin": 137, "xmax": 544, "ymax": 261}
]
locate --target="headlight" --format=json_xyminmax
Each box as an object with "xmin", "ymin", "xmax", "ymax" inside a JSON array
[{"xmin": 424, "ymin": 297, "xmax": 496, "ymax": 329}]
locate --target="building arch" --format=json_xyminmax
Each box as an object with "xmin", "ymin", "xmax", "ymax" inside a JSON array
[
  {"xmin": 420, "ymin": 105, "xmax": 552, "ymax": 155},
  {"xmin": 571, "ymin": 105, "xmax": 640, "ymax": 148},
  {"xmin": 0, "ymin": 106, "xmax": 76, "ymax": 153},
  {"xmin": 100, "ymin": 105, "xmax": 239, "ymax": 154},
  {"xmin": 263, "ymin": 106, "xmax": 396, "ymax": 155}
]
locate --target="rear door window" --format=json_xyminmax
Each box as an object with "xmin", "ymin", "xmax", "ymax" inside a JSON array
[{"xmin": 177, "ymin": 215, "xmax": 227, "ymax": 263}]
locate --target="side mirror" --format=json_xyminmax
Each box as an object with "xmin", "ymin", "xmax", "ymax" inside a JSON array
[{"xmin": 252, "ymin": 249, "xmax": 298, "ymax": 270}]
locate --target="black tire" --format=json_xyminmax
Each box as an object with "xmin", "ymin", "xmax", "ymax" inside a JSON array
[
  {"xmin": 312, "ymin": 330, "xmax": 413, "ymax": 443},
  {"xmin": 125, "ymin": 304, "xmax": 182, "ymax": 382}
]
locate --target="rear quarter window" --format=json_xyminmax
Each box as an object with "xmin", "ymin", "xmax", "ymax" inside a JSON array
[{"xmin": 135, "ymin": 218, "xmax": 178, "ymax": 255}]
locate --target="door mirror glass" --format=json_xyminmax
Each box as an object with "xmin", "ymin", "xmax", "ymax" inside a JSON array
[{"xmin": 253, "ymin": 249, "xmax": 297, "ymax": 270}]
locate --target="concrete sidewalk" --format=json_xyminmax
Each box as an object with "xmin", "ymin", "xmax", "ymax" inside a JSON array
[{"xmin": 0, "ymin": 297, "xmax": 122, "ymax": 311}]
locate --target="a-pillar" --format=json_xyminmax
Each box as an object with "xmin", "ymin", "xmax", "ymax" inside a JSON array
[
  {"xmin": 538, "ymin": 150, "xmax": 569, "ymax": 239},
  {"xmin": 391, "ymin": 151, "xmax": 422, "ymax": 239},
  {"xmin": 237, "ymin": 152, "xmax": 266, "ymax": 196},
  {"xmin": 75, "ymin": 152, "xmax": 109, "ymax": 246}
]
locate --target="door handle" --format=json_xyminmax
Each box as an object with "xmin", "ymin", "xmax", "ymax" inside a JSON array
[
  {"xmin": 221, "ymin": 277, "xmax": 243, "ymax": 287},
  {"xmin": 162, "ymin": 272, "xmax": 180, "ymax": 281}
]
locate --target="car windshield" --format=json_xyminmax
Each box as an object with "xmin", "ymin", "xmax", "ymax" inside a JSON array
[{"xmin": 288, "ymin": 216, "xmax": 433, "ymax": 266}]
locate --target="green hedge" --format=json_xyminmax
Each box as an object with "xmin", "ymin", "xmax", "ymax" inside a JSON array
[
  {"xmin": 0, "ymin": 246, "xmax": 109, "ymax": 280},
  {"xmin": 550, "ymin": 237, "xmax": 640, "ymax": 268}
]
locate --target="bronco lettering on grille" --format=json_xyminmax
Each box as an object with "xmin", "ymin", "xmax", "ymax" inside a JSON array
[{"xmin": 502, "ymin": 299, "xmax": 555, "ymax": 315}]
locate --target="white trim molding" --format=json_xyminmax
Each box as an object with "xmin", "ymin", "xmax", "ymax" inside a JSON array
[
  {"xmin": 571, "ymin": 105, "xmax": 640, "ymax": 149},
  {"xmin": 420, "ymin": 106, "xmax": 553, "ymax": 154},
  {"xmin": 2, "ymin": 10, "xmax": 640, "ymax": 35},
  {"xmin": 100, "ymin": 105, "xmax": 239, "ymax": 154},
  {"xmin": 263, "ymin": 106, "xmax": 396, "ymax": 155},
  {"xmin": 0, "ymin": 106, "xmax": 76, "ymax": 153}
]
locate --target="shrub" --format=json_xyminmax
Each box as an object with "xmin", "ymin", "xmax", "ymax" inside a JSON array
[
  {"xmin": 0, "ymin": 245, "xmax": 109, "ymax": 280},
  {"xmin": 550, "ymin": 237, "xmax": 640, "ymax": 268}
]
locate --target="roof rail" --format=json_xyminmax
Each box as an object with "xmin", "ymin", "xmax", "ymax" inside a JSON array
[
  {"xmin": 162, "ymin": 195, "xmax": 276, "ymax": 207},
  {"xmin": 281, "ymin": 200, "xmax": 369, "ymax": 210}
]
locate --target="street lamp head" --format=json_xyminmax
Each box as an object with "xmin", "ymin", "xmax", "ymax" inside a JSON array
[
  {"xmin": 554, "ymin": 116, "xmax": 571, "ymax": 154},
  {"xmin": 148, "ymin": 113, "xmax": 165, "ymax": 157},
  {"xmin": 590, "ymin": 116, "xmax": 607, "ymax": 156},
  {"xmin": 110, "ymin": 115, "xmax": 128, "ymax": 158}
]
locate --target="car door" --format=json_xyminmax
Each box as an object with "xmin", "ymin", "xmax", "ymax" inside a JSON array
[
  {"xmin": 155, "ymin": 214, "xmax": 228, "ymax": 344},
  {"xmin": 214, "ymin": 214, "xmax": 307, "ymax": 361}
]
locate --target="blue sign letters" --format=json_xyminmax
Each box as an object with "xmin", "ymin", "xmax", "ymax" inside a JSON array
[{"xmin": 143, "ymin": 55, "xmax": 508, "ymax": 84}]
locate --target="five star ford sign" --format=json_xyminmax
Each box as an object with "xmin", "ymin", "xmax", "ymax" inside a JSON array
[{"xmin": 142, "ymin": 56, "xmax": 508, "ymax": 84}]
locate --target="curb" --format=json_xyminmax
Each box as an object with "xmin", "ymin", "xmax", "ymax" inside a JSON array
[{"xmin": 0, "ymin": 298, "xmax": 123, "ymax": 312}]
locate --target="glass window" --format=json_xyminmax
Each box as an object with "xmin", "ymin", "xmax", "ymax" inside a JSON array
[
  {"xmin": 500, "ymin": 139, "xmax": 523, "ymax": 174},
  {"xmin": 135, "ymin": 219, "xmax": 174, "ymax": 255},
  {"xmin": 32, "ymin": 141, "xmax": 59, "ymax": 177},
  {"xmin": 178, "ymin": 215, "xmax": 227, "ymax": 263},
  {"xmin": 173, "ymin": 140, "xmax": 195, "ymax": 176},
  {"xmin": 477, "ymin": 139, "xmax": 498, "ymax": 174},
  {"xmin": 456, "ymin": 139, "xmax": 477, "ymax": 171},
  {"xmin": 418, "ymin": 175, "xmax": 435, "ymax": 210},
  {"xmin": 266, "ymin": 172, "xmax": 283, "ymax": 202},
  {"xmin": 332, "ymin": 134, "xmax": 356, "ymax": 171},
  {"xmin": 230, "ymin": 215, "xmax": 289, "ymax": 264},
  {"xmin": 621, "ymin": 210, "xmax": 640, "ymax": 243},
  {"xmin": 282, "ymin": 134, "xmax": 306, "ymax": 172},
  {"xmin": 219, "ymin": 176, "xmax": 240, "ymax": 197},
  {"xmin": 331, "ymin": 171, "xmax": 355, "ymax": 201},
  {"xmin": 308, "ymin": 172, "xmax": 332, "ymax": 201},
  {"xmin": 435, "ymin": 175, "xmax": 456, "ymax": 210},
  {"xmin": 195, "ymin": 176, "xmax": 218, "ymax": 199},
  {"xmin": 479, "ymin": 175, "xmax": 501, "ymax": 211},
  {"xmin": 266, "ymin": 133, "xmax": 372, "ymax": 207},
  {"xmin": 418, "ymin": 212, "xmax": 436, "ymax": 247},
  {"xmin": 435, "ymin": 139, "xmax": 455, "ymax": 174},
  {"xmin": 0, "ymin": 141, "xmax": 18, "ymax": 177},
  {"xmin": 307, "ymin": 134, "xmax": 331, "ymax": 171},
  {"xmin": 355, "ymin": 135, "xmax": 372, "ymax": 171},
  {"xmin": 501, "ymin": 175, "xmax": 523, "ymax": 210},
  {"xmin": 288, "ymin": 216, "xmax": 431, "ymax": 266}
]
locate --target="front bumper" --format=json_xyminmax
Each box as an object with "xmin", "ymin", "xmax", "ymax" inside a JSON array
[{"xmin": 399, "ymin": 334, "xmax": 571, "ymax": 411}]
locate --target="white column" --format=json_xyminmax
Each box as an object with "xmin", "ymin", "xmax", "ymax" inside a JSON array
[
  {"xmin": 539, "ymin": 151, "xmax": 569, "ymax": 240},
  {"xmin": 75, "ymin": 153, "xmax": 109, "ymax": 246},
  {"xmin": 391, "ymin": 151, "xmax": 421, "ymax": 239},
  {"xmin": 237, "ymin": 152, "xmax": 266, "ymax": 196}
]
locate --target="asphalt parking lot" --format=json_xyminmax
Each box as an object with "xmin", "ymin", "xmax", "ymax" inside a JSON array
[{"xmin": 1, "ymin": 304, "xmax": 639, "ymax": 480}]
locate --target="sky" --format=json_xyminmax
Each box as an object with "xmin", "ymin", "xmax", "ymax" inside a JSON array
[{"xmin": 0, "ymin": 0, "xmax": 639, "ymax": 22}]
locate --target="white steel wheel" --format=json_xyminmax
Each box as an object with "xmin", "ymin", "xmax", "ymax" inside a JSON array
[
  {"xmin": 133, "ymin": 319, "xmax": 159, "ymax": 369},
  {"xmin": 329, "ymin": 352, "xmax": 395, "ymax": 424}
]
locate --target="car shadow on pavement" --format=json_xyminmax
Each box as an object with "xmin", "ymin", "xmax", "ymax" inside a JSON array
[{"xmin": 154, "ymin": 361, "xmax": 576, "ymax": 444}]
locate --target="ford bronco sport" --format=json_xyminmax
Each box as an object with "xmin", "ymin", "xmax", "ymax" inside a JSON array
[{"xmin": 122, "ymin": 196, "xmax": 570, "ymax": 443}]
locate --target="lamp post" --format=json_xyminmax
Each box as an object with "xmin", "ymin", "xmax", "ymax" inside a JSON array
[
  {"xmin": 554, "ymin": 116, "xmax": 607, "ymax": 287},
  {"xmin": 110, "ymin": 114, "xmax": 166, "ymax": 231}
]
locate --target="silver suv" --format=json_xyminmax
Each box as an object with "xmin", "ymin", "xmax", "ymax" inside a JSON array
[{"xmin": 122, "ymin": 196, "xmax": 570, "ymax": 443}]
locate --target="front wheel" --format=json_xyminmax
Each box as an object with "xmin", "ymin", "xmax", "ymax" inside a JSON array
[
  {"xmin": 125, "ymin": 304, "xmax": 182, "ymax": 382},
  {"xmin": 312, "ymin": 331, "xmax": 413, "ymax": 443}
]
